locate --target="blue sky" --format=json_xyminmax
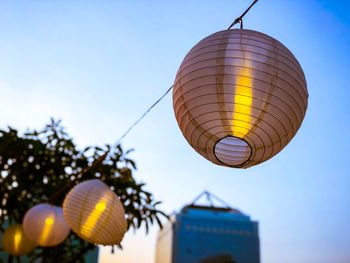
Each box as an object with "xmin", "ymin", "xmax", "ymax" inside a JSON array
[{"xmin": 0, "ymin": 1, "xmax": 349, "ymax": 262}]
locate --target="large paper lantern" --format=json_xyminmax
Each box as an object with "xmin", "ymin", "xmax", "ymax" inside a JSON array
[
  {"xmin": 173, "ymin": 29, "xmax": 308, "ymax": 168},
  {"xmin": 63, "ymin": 179, "xmax": 127, "ymax": 245},
  {"xmin": 23, "ymin": 204, "xmax": 70, "ymax": 247},
  {"xmin": 1, "ymin": 224, "xmax": 36, "ymax": 255}
]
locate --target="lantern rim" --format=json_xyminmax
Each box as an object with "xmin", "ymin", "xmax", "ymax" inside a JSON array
[{"xmin": 213, "ymin": 135, "xmax": 253, "ymax": 167}]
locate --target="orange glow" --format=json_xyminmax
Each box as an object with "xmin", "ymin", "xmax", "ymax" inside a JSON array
[
  {"xmin": 14, "ymin": 228, "xmax": 22, "ymax": 252},
  {"xmin": 39, "ymin": 216, "xmax": 54, "ymax": 245},
  {"xmin": 232, "ymin": 62, "xmax": 253, "ymax": 137},
  {"xmin": 81, "ymin": 194, "xmax": 108, "ymax": 238}
]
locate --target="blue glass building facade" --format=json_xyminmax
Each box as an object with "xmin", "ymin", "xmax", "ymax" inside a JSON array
[{"xmin": 156, "ymin": 200, "xmax": 260, "ymax": 263}]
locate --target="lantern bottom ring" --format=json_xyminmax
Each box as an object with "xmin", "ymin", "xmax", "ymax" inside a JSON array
[{"xmin": 213, "ymin": 135, "xmax": 252, "ymax": 167}]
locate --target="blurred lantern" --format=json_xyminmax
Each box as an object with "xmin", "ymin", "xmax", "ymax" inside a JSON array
[
  {"xmin": 173, "ymin": 29, "xmax": 308, "ymax": 168},
  {"xmin": 1, "ymin": 224, "xmax": 36, "ymax": 255},
  {"xmin": 23, "ymin": 204, "xmax": 70, "ymax": 247},
  {"xmin": 63, "ymin": 179, "xmax": 127, "ymax": 245}
]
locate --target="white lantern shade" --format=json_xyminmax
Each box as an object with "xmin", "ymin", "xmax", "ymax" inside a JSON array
[
  {"xmin": 63, "ymin": 179, "xmax": 127, "ymax": 245},
  {"xmin": 23, "ymin": 204, "xmax": 70, "ymax": 247},
  {"xmin": 1, "ymin": 224, "xmax": 36, "ymax": 255},
  {"xmin": 173, "ymin": 29, "xmax": 308, "ymax": 168}
]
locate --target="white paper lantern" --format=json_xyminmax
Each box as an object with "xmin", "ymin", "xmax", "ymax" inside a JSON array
[
  {"xmin": 1, "ymin": 224, "xmax": 36, "ymax": 255},
  {"xmin": 23, "ymin": 204, "xmax": 70, "ymax": 247},
  {"xmin": 173, "ymin": 29, "xmax": 308, "ymax": 168},
  {"xmin": 63, "ymin": 179, "xmax": 127, "ymax": 245}
]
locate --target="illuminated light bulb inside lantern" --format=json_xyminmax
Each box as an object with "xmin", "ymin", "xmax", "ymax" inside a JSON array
[
  {"xmin": 39, "ymin": 216, "xmax": 55, "ymax": 245},
  {"xmin": 233, "ymin": 66, "xmax": 253, "ymax": 137},
  {"xmin": 81, "ymin": 195, "xmax": 108, "ymax": 238},
  {"xmin": 214, "ymin": 60, "xmax": 254, "ymax": 166},
  {"xmin": 96, "ymin": 201, "xmax": 107, "ymax": 211},
  {"xmin": 14, "ymin": 228, "xmax": 22, "ymax": 252}
]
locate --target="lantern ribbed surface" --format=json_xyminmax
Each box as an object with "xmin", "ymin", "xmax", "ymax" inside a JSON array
[
  {"xmin": 63, "ymin": 179, "xmax": 127, "ymax": 245},
  {"xmin": 173, "ymin": 29, "xmax": 308, "ymax": 168},
  {"xmin": 1, "ymin": 224, "xmax": 36, "ymax": 255},
  {"xmin": 23, "ymin": 204, "xmax": 70, "ymax": 247}
]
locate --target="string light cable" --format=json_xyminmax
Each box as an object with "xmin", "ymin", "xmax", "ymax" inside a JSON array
[{"xmin": 115, "ymin": 85, "xmax": 174, "ymax": 145}]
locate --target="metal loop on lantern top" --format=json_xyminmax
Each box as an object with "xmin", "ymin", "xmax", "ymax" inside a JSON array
[{"xmin": 227, "ymin": 0, "xmax": 258, "ymax": 30}]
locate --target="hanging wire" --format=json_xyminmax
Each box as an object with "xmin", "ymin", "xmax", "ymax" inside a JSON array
[
  {"xmin": 115, "ymin": 85, "xmax": 173, "ymax": 145},
  {"xmin": 47, "ymin": 86, "xmax": 173, "ymax": 202},
  {"xmin": 227, "ymin": 0, "xmax": 258, "ymax": 30}
]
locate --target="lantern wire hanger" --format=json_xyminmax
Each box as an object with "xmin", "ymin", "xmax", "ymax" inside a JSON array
[{"xmin": 227, "ymin": 0, "xmax": 258, "ymax": 30}]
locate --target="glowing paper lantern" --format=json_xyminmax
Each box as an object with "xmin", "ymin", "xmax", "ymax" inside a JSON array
[
  {"xmin": 63, "ymin": 179, "xmax": 127, "ymax": 245},
  {"xmin": 1, "ymin": 224, "xmax": 36, "ymax": 255},
  {"xmin": 173, "ymin": 29, "xmax": 308, "ymax": 168},
  {"xmin": 23, "ymin": 204, "xmax": 70, "ymax": 247}
]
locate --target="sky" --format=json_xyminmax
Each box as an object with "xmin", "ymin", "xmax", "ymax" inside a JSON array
[{"xmin": 0, "ymin": 0, "xmax": 349, "ymax": 262}]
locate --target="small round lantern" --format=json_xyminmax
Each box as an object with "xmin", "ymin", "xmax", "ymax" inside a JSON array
[
  {"xmin": 23, "ymin": 204, "xmax": 70, "ymax": 247},
  {"xmin": 1, "ymin": 224, "xmax": 36, "ymax": 255},
  {"xmin": 63, "ymin": 179, "xmax": 127, "ymax": 245},
  {"xmin": 173, "ymin": 29, "xmax": 308, "ymax": 168}
]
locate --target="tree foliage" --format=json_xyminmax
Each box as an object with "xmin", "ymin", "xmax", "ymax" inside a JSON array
[{"xmin": 0, "ymin": 119, "xmax": 167, "ymax": 262}]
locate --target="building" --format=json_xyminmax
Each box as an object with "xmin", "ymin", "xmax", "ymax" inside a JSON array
[{"xmin": 156, "ymin": 192, "xmax": 260, "ymax": 263}]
